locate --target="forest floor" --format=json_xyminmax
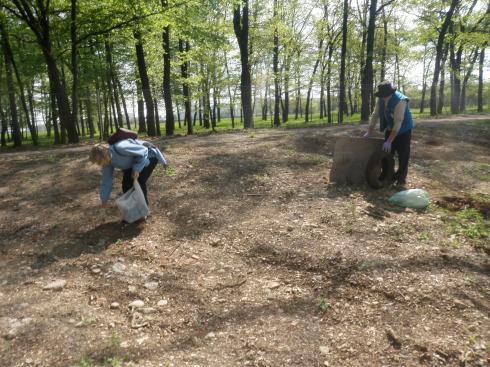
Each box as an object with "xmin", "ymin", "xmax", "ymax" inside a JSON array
[{"xmin": 0, "ymin": 114, "xmax": 489, "ymax": 367}]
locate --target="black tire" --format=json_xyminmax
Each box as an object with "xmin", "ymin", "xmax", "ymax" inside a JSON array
[{"xmin": 365, "ymin": 150, "xmax": 395, "ymax": 189}]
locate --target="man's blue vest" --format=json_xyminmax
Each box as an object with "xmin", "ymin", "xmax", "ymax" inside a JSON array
[{"xmin": 379, "ymin": 91, "xmax": 413, "ymax": 135}]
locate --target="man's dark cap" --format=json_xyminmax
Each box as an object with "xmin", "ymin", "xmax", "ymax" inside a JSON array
[{"xmin": 375, "ymin": 81, "xmax": 397, "ymax": 97}]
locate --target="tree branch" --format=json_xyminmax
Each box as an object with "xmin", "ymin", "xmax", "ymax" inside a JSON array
[{"xmin": 376, "ymin": 0, "xmax": 395, "ymax": 15}]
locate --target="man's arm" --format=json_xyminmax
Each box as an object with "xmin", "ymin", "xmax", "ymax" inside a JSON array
[{"xmin": 386, "ymin": 100, "xmax": 407, "ymax": 142}]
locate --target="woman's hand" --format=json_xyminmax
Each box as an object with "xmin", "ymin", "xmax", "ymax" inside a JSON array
[{"xmin": 132, "ymin": 171, "xmax": 139, "ymax": 180}]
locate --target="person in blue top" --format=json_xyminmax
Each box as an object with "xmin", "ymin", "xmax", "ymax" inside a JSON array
[
  {"xmin": 89, "ymin": 139, "xmax": 168, "ymax": 207},
  {"xmin": 364, "ymin": 81, "xmax": 413, "ymax": 186}
]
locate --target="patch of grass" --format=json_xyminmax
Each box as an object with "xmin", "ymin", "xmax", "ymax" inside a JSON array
[
  {"xmin": 152, "ymin": 166, "xmax": 164, "ymax": 177},
  {"xmin": 77, "ymin": 357, "xmax": 94, "ymax": 367},
  {"xmin": 464, "ymin": 163, "xmax": 490, "ymax": 181},
  {"xmin": 418, "ymin": 231, "xmax": 433, "ymax": 241},
  {"xmin": 164, "ymin": 166, "xmax": 175, "ymax": 177},
  {"xmin": 445, "ymin": 208, "xmax": 489, "ymax": 251},
  {"xmin": 103, "ymin": 357, "xmax": 122, "ymax": 367},
  {"xmin": 110, "ymin": 332, "xmax": 121, "ymax": 348},
  {"xmin": 318, "ymin": 297, "xmax": 331, "ymax": 312}
]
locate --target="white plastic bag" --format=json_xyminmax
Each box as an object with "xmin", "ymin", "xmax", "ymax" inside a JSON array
[
  {"xmin": 388, "ymin": 189, "xmax": 430, "ymax": 209},
  {"xmin": 115, "ymin": 179, "xmax": 149, "ymax": 223}
]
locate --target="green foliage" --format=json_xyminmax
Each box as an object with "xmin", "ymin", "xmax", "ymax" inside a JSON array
[
  {"xmin": 446, "ymin": 207, "xmax": 489, "ymax": 251},
  {"xmin": 318, "ymin": 297, "xmax": 331, "ymax": 312}
]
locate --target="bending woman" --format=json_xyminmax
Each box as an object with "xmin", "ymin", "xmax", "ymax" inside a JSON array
[{"xmin": 89, "ymin": 139, "xmax": 167, "ymax": 207}]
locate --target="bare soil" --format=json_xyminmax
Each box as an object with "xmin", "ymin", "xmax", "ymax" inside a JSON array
[{"xmin": 1, "ymin": 115, "xmax": 489, "ymax": 367}]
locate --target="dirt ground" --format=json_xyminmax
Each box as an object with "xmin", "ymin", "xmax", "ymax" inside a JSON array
[{"xmin": 0, "ymin": 115, "xmax": 489, "ymax": 367}]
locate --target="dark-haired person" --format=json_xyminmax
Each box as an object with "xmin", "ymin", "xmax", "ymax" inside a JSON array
[{"xmin": 364, "ymin": 81, "xmax": 413, "ymax": 186}]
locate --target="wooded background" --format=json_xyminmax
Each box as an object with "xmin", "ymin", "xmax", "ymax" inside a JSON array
[{"xmin": 0, "ymin": 0, "xmax": 488, "ymax": 146}]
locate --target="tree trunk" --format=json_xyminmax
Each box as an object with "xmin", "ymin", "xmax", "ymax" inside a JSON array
[
  {"xmin": 305, "ymin": 38, "xmax": 324, "ymax": 123},
  {"xmin": 437, "ymin": 44, "xmax": 449, "ymax": 114},
  {"xmin": 360, "ymin": 0, "xmax": 377, "ymax": 121},
  {"xmin": 116, "ymin": 78, "xmax": 131, "ymax": 129},
  {"xmin": 1, "ymin": 19, "xmax": 21, "ymax": 146},
  {"xmin": 154, "ymin": 98, "xmax": 161, "ymax": 135},
  {"xmin": 136, "ymin": 80, "xmax": 146, "ymax": 133},
  {"xmin": 460, "ymin": 48, "xmax": 479, "ymax": 112},
  {"xmin": 224, "ymin": 51, "xmax": 235, "ymax": 127},
  {"xmin": 178, "ymin": 39, "xmax": 192, "ymax": 135},
  {"xmin": 162, "ymin": 13, "xmax": 175, "ymax": 136},
  {"xmin": 272, "ymin": 0, "xmax": 280, "ymax": 127},
  {"xmin": 430, "ymin": 0, "xmax": 459, "ymax": 116},
  {"xmin": 283, "ymin": 55, "xmax": 290, "ymax": 123},
  {"xmin": 86, "ymin": 96, "xmax": 95, "ymax": 138},
  {"xmin": 338, "ymin": 0, "xmax": 349, "ymax": 124},
  {"xmin": 71, "ymin": 0, "xmax": 79, "ymax": 141},
  {"xmin": 477, "ymin": 48, "xmax": 485, "ymax": 112},
  {"xmin": 233, "ymin": 0, "xmax": 253, "ymax": 129},
  {"xmin": 134, "ymin": 31, "xmax": 156, "ymax": 136}
]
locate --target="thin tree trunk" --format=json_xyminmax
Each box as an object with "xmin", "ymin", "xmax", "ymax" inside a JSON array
[
  {"xmin": 272, "ymin": 0, "xmax": 280, "ymax": 127},
  {"xmin": 161, "ymin": 4, "xmax": 175, "ymax": 136},
  {"xmin": 438, "ymin": 44, "xmax": 449, "ymax": 114},
  {"xmin": 338, "ymin": 0, "xmax": 349, "ymax": 124},
  {"xmin": 460, "ymin": 48, "xmax": 479, "ymax": 112},
  {"xmin": 224, "ymin": 51, "xmax": 235, "ymax": 128},
  {"xmin": 360, "ymin": 0, "xmax": 377, "ymax": 121},
  {"xmin": 477, "ymin": 48, "xmax": 485, "ymax": 112},
  {"xmin": 305, "ymin": 39, "xmax": 324, "ymax": 123},
  {"xmin": 154, "ymin": 98, "xmax": 161, "ymax": 135},
  {"xmin": 136, "ymin": 80, "xmax": 146, "ymax": 133},
  {"xmin": 134, "ymin": 31, "xmax": 156, "ymax": 136},
  {"xmin": 116, "ymin": 78, "xmax": 131, "ymax": 129},
  {"xmin": 430, "ymin": 0, "xmax": 459, "ymax": 116}
]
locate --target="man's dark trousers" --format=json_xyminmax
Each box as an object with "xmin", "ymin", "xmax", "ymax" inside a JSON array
[{"xmin": 385, "ymin": 129, "xmax": 411, "ymax": 185}]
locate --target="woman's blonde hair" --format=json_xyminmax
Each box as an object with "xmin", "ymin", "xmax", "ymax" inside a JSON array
[{"xmin": 89, "ymin": 144, "xmax": 111, "ymax": 166}]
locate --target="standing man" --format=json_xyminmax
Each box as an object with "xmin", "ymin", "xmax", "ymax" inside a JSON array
[{"xmin": 364, "ymin": 81, "xmax": 413, "ymax": 186}]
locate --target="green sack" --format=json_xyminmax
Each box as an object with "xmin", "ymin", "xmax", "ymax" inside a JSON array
[{"xmin": 388, "ymin": 189, "xmax": 430, "ymax": 209}]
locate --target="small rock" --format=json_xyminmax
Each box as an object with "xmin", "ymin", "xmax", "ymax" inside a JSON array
[
  {"xmin": 42, "ymin": 279, "xmax": 66, "ymax": 291},
  {"xmin": 127, "ymin": 285, "xmax": 137, "ymax": 294},
  {"xmin": 319, "ymin": 346, "xmax": 329, "ymax": 355},
  {"xmin": 91, "ymin": 268, "xmax": 101, "ymax": 274},
  {"xmin": 266, "ymin": 281, "xmax": 281, "ymax": 290},
  {"xmin": 136, "ymin": 335, "xmax": 149, "ymax": 345},
  {"xmin": 128, "ymin": 300, "xmax": 145, "ymax": 309},
  {"xmin": 287, "ymin": 226, "xmax": 294, "ymax": 232},
  {"xmin": 112, "ymin": 263, "xmax": 126, "ymax": 273},
  {"xmin": 157, "ymin": 299, "xmax": 168, "ymax": 307},
  {"xmin": 140, "ymin": 307, "xmax": 157, "ymax": 314},
  {"xmin": 144, "ymin": 282, "xmax": 159, "ymax": 291},
  {"xmin": 205, "ymin": 332, "xmax": 216, "ymax": 339},
  {"xmin": 191, "ymin": 255, "xmax": 200, "ymax": 260},
  {"xmin": 110, "ymin": 302, "xmax": 120, "ymax": 309},
  {"xmin": 386, "ymin": 327, "xmax": 402, "ymax": 349}
]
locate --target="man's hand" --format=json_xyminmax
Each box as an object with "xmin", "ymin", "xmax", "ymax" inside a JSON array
[
  {"xmin": 382, "ymin": 140, "xmax": 392, "ymax": 152},
  {"xmin": 101, "ymin": 201, "xmax": 108, "ymax": 208},
  {"xmin": 132, "ymin": 171, "xmax": 139, "ymax": 180}
]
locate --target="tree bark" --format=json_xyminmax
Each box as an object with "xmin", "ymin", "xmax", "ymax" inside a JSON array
[
  {"xmin": 233, "ymin": 0, "xmax": 253, "ymax": 129},
  {"xmin": 136, "ymin": 80, "xmax": 146, "ymax": 133},
  {"xmin": 360, "ymin": 0, "xmax": 377, "ymax": 121},
  {"xmin": 477, "ymin": 48, "xmax": 485, "ymax": 112},
  {"xmin": 0, "ymin": 18, "xmax": 21, "ymax": 146},
  {"xmin": 338, "ymin": 0, "xmax": 349, "ymax": 124},
  {"xmin": 272, "ymin": 0, "xmax": 280, "ymax": 127},
  {"xmin": 460, "ymin": 48, "xmax": 479, "ymax": 112},
  {"xmin": 430, "ymin": 0, "xmax": 459, "ymax": 116},
  {"xmin": 134, "ymin": 31, "xmax": 156, "ymax": 136},
  {"xmin": 162, "ymin": 13, "xmax": 175, "ymax": 136}
]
